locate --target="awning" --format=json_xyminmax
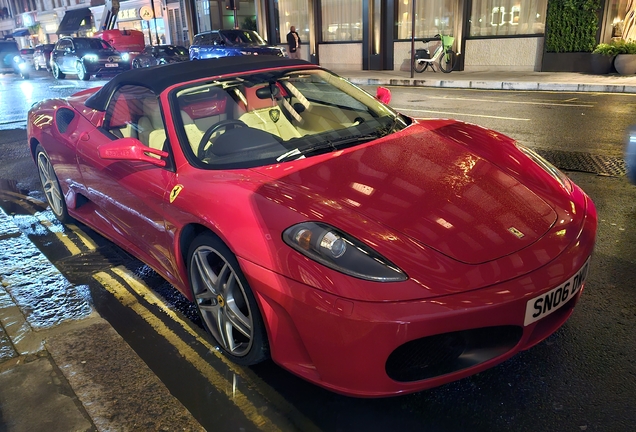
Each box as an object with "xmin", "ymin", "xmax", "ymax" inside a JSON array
[
  {"xmin": 12, "ymin": 28, "xmax": 30, "ymax": 37},
  {"xmin": 56, "ymin": 8, "xmax": 93, "ymax": 35}
]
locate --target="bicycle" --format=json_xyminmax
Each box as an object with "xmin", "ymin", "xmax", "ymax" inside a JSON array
[{"xmin": 413, "ymin": 34, "xmax": 456, "ymax": 73}]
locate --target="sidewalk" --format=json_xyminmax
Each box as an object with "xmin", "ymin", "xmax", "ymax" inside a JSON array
[
  {"xmin": 331, "ymin": 68, "xmax": 636, "ymax": 93},
  {"xmin": 0, "ymin": 208, "xmax": 204, "ymax": 432}
]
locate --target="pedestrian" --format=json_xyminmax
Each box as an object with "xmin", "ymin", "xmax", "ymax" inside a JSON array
[{"xmin": 287, "ymin": 25, "xmax": 301, "ymax": 59}]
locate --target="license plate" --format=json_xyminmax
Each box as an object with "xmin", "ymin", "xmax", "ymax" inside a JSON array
[
  {"xmin": 105, "ymin": 63, "xmax": 117, "ymax": 67},
  {"xmin": 524, "ymin": 257, "xmax": 591, "ymax": 326}
]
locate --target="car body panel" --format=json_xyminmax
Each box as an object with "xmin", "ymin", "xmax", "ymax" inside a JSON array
[
  {"xmin": 189, "ymin": 29, "xmax": 286, "ymax": 60},
  {"xmin": 27, "ymin": 58, "xmax": 597, "ymax": 397},
  {"xmin": 133, "ymin": 45, "xmax": 189, "ymax": 68}
]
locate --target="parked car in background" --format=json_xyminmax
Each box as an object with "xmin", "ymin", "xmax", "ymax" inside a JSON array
[
  {"xmin": 626, "ymin": 126, "xmax": 636, "ymax": 184},
  {"xmin": 33, "ymin": 44, "xmax": 54, "ymax": 71},
  {"xmin": 189, "ymin": 29, "xmax": 287, "ymax": 60},
  {"xmin": 94, "ymin": 29, "xmax": 145, "ymax": 66},
  {"xmin": 51, "ymin": 37, "xmax": 130, "ymax": 81},
  {"xmin": 19, "ymin": 47, "xmax": 34, "ymax": 66},
  {"xmin": 132, "ymin": 44, "xmax": 189, "ymax": 68},
  {"xmin": 0, "ymin": 40, "xmax": 30, "ymax": 79}
]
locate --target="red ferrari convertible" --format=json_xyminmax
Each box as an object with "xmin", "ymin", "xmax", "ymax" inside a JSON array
[{"xmin": 27, "ymin": 57, "xmax": 597, "ymax": 397}]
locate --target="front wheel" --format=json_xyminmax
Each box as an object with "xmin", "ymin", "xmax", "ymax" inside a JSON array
[
  {"xmin": 77, "ymin": 62, "xmax": 89, "ymax": 81},
  {"xmin": 132, "ymin": 59, "xmax": 142, "ymax": 69},
  {"xmin": 187, "ymin": 232, "xmax": 269, "ymax": 365},
  {"xmin": 439, "ymin": 50, "xmax": 456, "ymax": 73},
  {"xmin": 35, "ymin": 144, "xmax": 72, "ymax": 223},
  {"xmin": 52, "ymin": 63, "xmax": 65, "ymax": 79}
]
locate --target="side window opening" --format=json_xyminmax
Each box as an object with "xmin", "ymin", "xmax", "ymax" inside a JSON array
[{"xmin": 104, "ymin": 85, "xmax": 168, "ymax": 156}]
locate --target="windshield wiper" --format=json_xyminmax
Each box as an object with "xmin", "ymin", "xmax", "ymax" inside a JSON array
[{"xmin": 277, "ymin": 135, "xmax": 377, "ymax": 162}]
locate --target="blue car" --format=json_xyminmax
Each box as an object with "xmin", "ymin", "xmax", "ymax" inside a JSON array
[
  {"xmin": 627, "ymin": 126, "xmax": 636, "ymax": 184},
  {"xmin": 189, "ymin": 29, "xmax": 287, "ymax": 60}
]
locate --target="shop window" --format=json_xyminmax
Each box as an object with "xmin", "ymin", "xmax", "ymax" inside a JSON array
[
  {"xmin": 194, "ymin": 0, "xmax": 257, "ymax": 34},
  {"xmin": 395, "ymin": 0, "xmax": 457, "ymax": 39},
  {"xmin": 321, "ymin": 0, "xmax": 362, "ymax": 42},
  {"xmin": 469, "ymin": 0, "xmax": 547, "ymax": 36},
  {"xmin": 273, "ymin": 0, "xmax": 309, "ymax": 45}
]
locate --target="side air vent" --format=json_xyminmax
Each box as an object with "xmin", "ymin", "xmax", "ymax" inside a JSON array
[{"xmin": 55, "ymin": 108, "xmax": 75, "ymax": 134}]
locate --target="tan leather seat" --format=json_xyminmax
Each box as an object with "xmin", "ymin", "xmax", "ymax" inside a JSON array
[{"xmin": 138, "ymin": 98, "xmax": 166, "ymax": 151}]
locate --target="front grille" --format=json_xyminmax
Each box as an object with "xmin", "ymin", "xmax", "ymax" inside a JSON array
[{"xmin": 386, "ymin": 326, "xmax": 523, "ymax": 382}]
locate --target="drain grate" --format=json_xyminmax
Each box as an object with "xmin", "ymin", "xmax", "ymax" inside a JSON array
[{"xmin": 535, "ymin": 149, "xmax": 626, "ymax": 177}]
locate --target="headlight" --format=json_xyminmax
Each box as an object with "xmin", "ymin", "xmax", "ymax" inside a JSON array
[
  {"xmin": 239, "ymin": 51, "xmax": 252, "ymax": 55},
  {"xmin": 515, "ymin": 143, "xmax": 572, "ymax": 192},
  {"xmin": 283, "ymin": 222, "xmax": 407, "ymax": 282},
  {"xmin": 121, "ymin": 53, "xmax": 130, "ymax": 61},
  {"xmin": 13, "ymin": 55, "xmax": 22, "ymax": 63},
  {"xmin": 83, "ymin": 54, "xmax": 98, "ymax": 62}
]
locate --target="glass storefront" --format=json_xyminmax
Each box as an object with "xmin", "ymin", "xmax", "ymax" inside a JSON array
[
  {"xmin": 194, "ymin": 0, "xmax": 257, "ymax": 34},
  {"xmin": 396, "ymin": 0, "xmax": 457, "ymax": 39},
  {"xmin": 321, "ymin": 0, "xmax": 362, "ymax": 41},
  {"xmin": 273, "ymin": 0, "xmax": 309, "ymax": 45},
  {"xmin": 469, "ymin": 0, "xmax": 547, "ymax": 37}
]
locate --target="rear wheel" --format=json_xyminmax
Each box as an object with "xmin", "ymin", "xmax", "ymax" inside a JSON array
[
  {"xmin": 52, "ymin": 63, "xmax": 65, "ymax": 79},
  {"xmin": 35, "ymin": 144, "xmax": 72, "ymax": 223},
  {"xmin": 77, "ymin": 62, "xmax": 89, "ymax": 81},
  {"xmin": 414, "ymin": 60, "xmax": 427, "ymax": 73},
  {"xmin": 187, "ymin": 232, "xmax": 269, "ymax": 365},
  {"xmin": 132, "ymin": 59, "xmax": 142, "ymax": 68},
  {"xmin": 439, "ymin": 50, "xmax": 456, "ymax": 73}
]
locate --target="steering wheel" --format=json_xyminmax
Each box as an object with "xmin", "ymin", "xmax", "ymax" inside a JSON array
[{"xmin": 197, "ymin": 119, "xmax": 247, "ymax": 159}]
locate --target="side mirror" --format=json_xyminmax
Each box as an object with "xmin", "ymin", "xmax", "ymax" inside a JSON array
[
  {"xmin": 98, "ymin": 138, "xmax": 168, "ymax": 167},
  {"xmin": 375, "ymin": 86, "xmax": 391, "ymax": 104},
  {"xmin": 626, "ymin": 125, "xmax": 636, "ymax": 184}
]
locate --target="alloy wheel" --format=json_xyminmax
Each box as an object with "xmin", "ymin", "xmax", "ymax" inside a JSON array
[
  {"xmin": 189, "ymin": 245, "xmax": 254, "ymax": 357},
  {"xmin": 37, "ymin": 150, "xmax": 65, "ymax": 218}
]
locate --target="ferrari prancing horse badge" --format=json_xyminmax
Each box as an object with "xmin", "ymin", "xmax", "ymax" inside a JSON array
[{"xmin": 170, "ymin": 184, "xmax": 184, "ymax": 203}]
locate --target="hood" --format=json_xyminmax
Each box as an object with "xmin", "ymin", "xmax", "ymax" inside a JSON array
[{"xmin": 253, "ymin": 122, "xmax": 557, "ymax": 265}]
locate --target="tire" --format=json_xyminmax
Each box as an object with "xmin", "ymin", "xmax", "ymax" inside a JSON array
[
  {"xmin": 414, "ymin": 59, "xmax": 427, "ymax": 73},
  {"xmin": 52, "ymin": 63, "xmax": 65, "ymax": 79},
  {"xmin": 439, "ymin": 50, "xmax": 456, "ymax": 73},
  {"xmin": 132, "ymin": 59, "xmax": 141, "ymax": 68},
  {"xmin": 187, "ymin": 232, "xmax": 269, "ymax": 365},
  {"xmin": 35, "ymin": 144, "xmax": 72, "ymax": 223},
  {"xmin": 77, "ymin": 62, "xmax": 89, "ymax": 81}
]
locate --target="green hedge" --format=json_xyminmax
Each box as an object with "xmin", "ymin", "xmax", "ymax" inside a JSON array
[{"xmin": 545, "ymin": 0, "xmax": 601, "ymax": 53}]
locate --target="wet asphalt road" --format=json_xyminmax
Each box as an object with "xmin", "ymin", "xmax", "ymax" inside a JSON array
[{"xmin": 0, "ymin": 71, "xmax": 635, "ymax": 432}]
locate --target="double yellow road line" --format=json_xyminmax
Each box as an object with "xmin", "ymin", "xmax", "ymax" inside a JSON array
[{"xmin": 0, "ymin": 190, "xmax": 319, "ymax": 432}]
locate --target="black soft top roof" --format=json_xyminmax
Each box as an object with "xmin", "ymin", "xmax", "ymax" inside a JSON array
[{"xmin": 85, "ymin": 56, "xmax": 315, "ymax": 111}]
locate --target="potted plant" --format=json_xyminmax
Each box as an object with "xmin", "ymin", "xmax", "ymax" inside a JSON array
[
  {"xmin": 612, "ymin": 40, "xmax": 636, "ymax": 74},
  {"xmin": 591, "ymin": 42, "xmax": 620, "ymax": 74}
]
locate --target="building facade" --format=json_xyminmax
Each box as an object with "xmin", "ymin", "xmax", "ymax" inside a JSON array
[{"xmin": 0, "ymin": 0, "xmax": 633, "ymax": 71}]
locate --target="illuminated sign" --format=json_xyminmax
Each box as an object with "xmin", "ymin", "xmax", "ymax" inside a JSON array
[
  {"xmin": 491, "ymin": 6, "xmax": 520, "ymax": 26},
  {"xmin": 139, "ymin": 6, "xmax": 154, "ymax": 21},
  {"xmin": 118, "ymin": 8, "xmax": 138, "ymax": 20}
]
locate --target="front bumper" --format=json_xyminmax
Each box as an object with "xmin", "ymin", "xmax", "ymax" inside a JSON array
[
  {"xmin": 85, "ymin": 62, "xmax": 130, "ymax": 75},
  {"xmin": 241, "ymin": 194, "xmax": 597, "ymax": 397}
]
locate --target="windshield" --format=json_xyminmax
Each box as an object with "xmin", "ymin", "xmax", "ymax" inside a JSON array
[
  {"xmin": 172, "ymin": 69, "xmax": 408, "ymax": 169},
  {"xmin": 162, "ymin": 45, "xmax": 188, "ymax": 56},
  {"xmin": 74, "ymin": 39, "xmax": 113, "ymax": 50},
  {"xmin": 219, "ymin": 30, "xmax": 266, "ymax": 46},
  {"xmin": 0, "ymin": 42, "xmax": 19, "ymax": 54}
]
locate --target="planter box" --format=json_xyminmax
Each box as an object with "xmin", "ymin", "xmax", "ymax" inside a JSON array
[
  {"xmin": 614, "ymin": 54, "xmax": 636, "ymax": 74},
  {"xmin": 541, "ymin": 52, "xmax": 616, "ymax": 74}
]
